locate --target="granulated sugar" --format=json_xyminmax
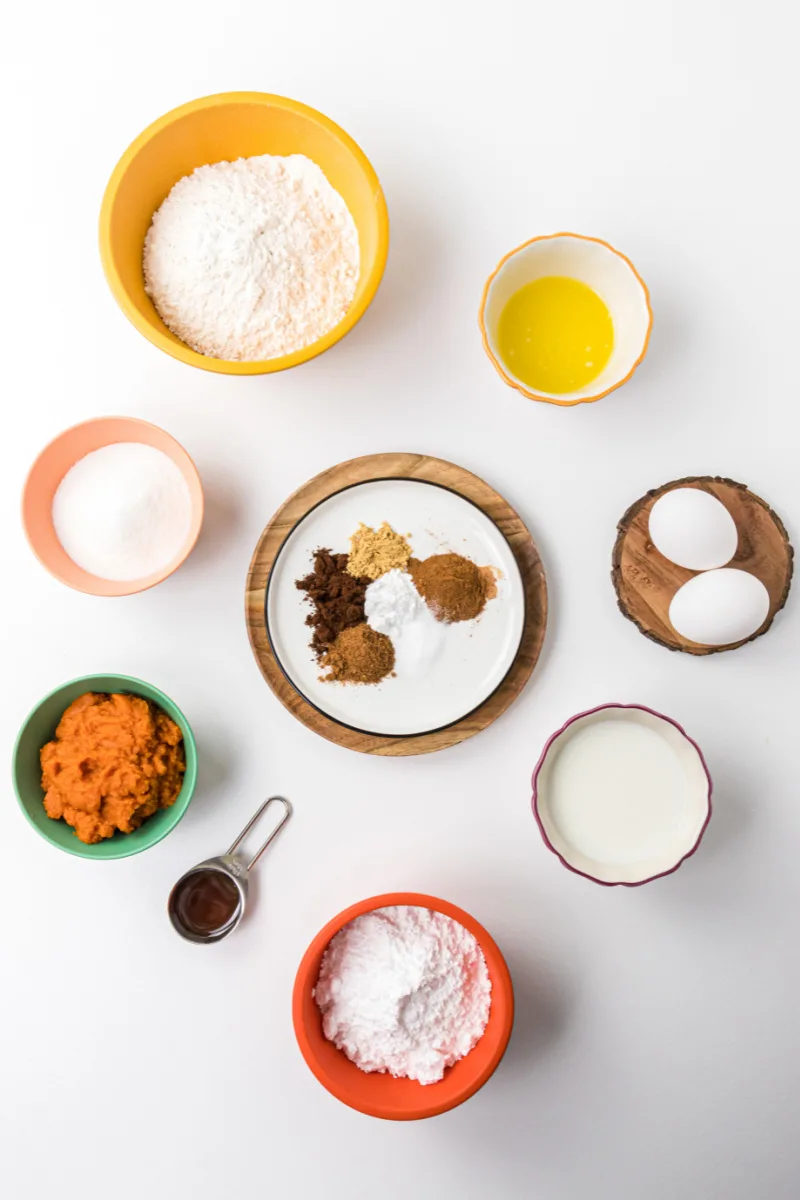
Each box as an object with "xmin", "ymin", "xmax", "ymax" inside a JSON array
[
  {"xmin": 52, "ymin": 443, "xmax": 192, "ymax": 582},
  {"xmin": 143, "ymin": 154, "xmax": 360, "ymax": 361},
  {"xmin": 314, "ymin": 905, "xmax": 491, "ymax": 1085}
]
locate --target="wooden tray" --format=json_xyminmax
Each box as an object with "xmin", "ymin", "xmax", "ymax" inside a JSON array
[
  {"xmin": 245, "ymin": 453, "xmax": 547, "ymax": 755},
  {"xmin": 612, "ymin": 475, "xmax": 793, "ymax": 655}
]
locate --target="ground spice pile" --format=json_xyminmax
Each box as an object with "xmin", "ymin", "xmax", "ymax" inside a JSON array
[
  {"xmin": 409, "ymin": 553, "xmax": 490, "ymax": 623},
  {"xmin": 295, "ymin": 548, "xmax": 370, "ymax": 658},
  {"xmin": 321, "ymin": 624, "xmax": 395, "ymax": 684},
  {"xmin": 347, "ymin": 522, "xmax": 411, "ymax": 580}
]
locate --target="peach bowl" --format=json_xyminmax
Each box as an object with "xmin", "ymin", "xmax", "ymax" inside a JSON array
[
  {"xmin": 292, "ymin": 892, "xmax": 514, "ymax": 1121},
  {"xmin": 479, "ymin": 232, "xmax": 652, "ymax": 407},
  {"xmin": 22, "ymin": 416, "xmax": 204, "ymax": 596}
]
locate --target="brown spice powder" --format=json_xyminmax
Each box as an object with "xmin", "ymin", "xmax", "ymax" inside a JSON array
[
  {"xmin": 295, "ymin": 548, "xmax": 370, "ymax": 659},
  {"xmin": 320, "ymin": 623, "xmax": 395, "ymax": 684},
  {"xmin": 346, "ymin": 522, "xmax": 412, "ymax": 580},
  {"xmin": 409, "ymin": 553, "xmax": 489, "ymax": 623}
]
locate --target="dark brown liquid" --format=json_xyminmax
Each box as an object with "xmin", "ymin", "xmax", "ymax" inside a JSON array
[{"xmin": 174, "ymin": 870, "xmax": 241, "ymax": 936}]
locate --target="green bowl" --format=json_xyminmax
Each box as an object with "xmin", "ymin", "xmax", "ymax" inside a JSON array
[{"xmin": 12, "ymin": 674, "xmax": 197, "ymax": 860}]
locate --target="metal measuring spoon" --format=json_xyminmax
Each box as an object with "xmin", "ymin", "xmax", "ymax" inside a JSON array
[{"xmin": 168, "ymin": 796, "xmax": 292, "ymax": 944}]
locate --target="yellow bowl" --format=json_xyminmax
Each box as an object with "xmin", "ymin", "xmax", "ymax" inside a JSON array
[{"xmin": 99, "ymin": 92, "xmax": 389, "ymax": 375}]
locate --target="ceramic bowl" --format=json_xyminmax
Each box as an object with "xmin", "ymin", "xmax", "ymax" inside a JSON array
[
  {"xmin": 22, "ymin": 416, "xmax": 204, "ymax": 596},
  {"xmin": 293, "ymin": 892, "xmax": 514, "ymax": 1120},
  {"xmin": 99, "ymin": 91, "xmax": 389, "ymax": 374},
  {"xmin": 532, "ymin": 704, "xmax": 712, "ymax": 885},
  {"xmin": 480, "ymin": 232, "xmax": 652, "ymax": 406},
  {"xmin": 12, "ymin": 673, "xmax": 197, "ymax": 860}
]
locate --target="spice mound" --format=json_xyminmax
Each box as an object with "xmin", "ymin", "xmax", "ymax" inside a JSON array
[
  {"xmin": 143, "ymin": 153, "xmax": 360, "ymax": 362},
  {"xmin": 314, "ymin": 905, "xmax": 492, "ymax": 1086},
  {"xmin": 346, "ymin": 522, "xmax": 411, "ymax": 581},
  {"xmin": 40, "ymin": 693, "xmax": 185, "ymax": 844},
  {"xmin": 320, "ymin": 624, "xmax": 395, "ymax": 684},
  {"xmin": 295, "ymin": 548, "xmax": 370, "ymax": 659},
  {"xmin": 409, "ymin": 552, "xmax": 490, "ymax": 622}
]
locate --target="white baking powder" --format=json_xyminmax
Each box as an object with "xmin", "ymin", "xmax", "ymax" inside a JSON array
[
  {"xmin": 52, "ymin": 443, "xmax": 193, "ymax": 582},
  {"xmin": 314, "ymin": 905, "xmax": 492, "ymax": 1085},
  {"xmin": 364, "ymin": 569, "xmax": 444, "ymax": 679},
  {"xmin": 143, "ymin": 154, "xmax": 360, "ymax": 361}
]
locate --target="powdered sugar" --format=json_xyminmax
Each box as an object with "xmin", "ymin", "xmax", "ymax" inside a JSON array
[
  {"xmin": 364, "ymin": 568, "xmax": 444, "ymax": 679},
  {"xmin": 314, "ymin": 905, "xmax": 492, "ymax": 1085},
  {"xmin": 143, "ymin": 154, "xmax": 360, "ymax": 361}
]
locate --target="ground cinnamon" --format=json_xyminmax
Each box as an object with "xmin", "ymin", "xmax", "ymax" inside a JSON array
[
  {"xmin": 320, "ymin": 623, "xmax": 395, "ymax": 684},
  {"xmin": 408, "ymin": 553, "xmax": 488, "ymax": 623},
  {"xmin": 296, "ymin": 548, "xmax": 370, "ymax": 659}
]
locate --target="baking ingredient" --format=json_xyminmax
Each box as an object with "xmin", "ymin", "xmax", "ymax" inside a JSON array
[
  {"xmin": 314, "ymin": 905, "xmax": 491, "ymax": 1085},
  {"xmin": 649, "ymin": 488, "xmax": 738, "ymax": 570},
  {"xmin": 409, "ymin": 553, "xmax": 489, "ymax": 622},
  {"xmin": 321, "ymin": 623, "xmax": 395, "ymax": 684},
  {"xmin": 52, "ymin": 443, "xmax": 193, "ymax": 582},
  {"xmin": 541, "ymin": 717, "xmax": 706, "ymax": 868},
  {"xmin": 40, "ymin": 693, "xmax": 185, "ymax": 844},
  {"xmin": 172, "ymin": 870, "xmax": 240, "ymax": 936},
  {"xmin": 296, "ymin": 549, "xmax": 370, "ymax": 659},
  {"xmin": 668, "ymin": 568, "xmax": 770, "ymax": 646},
  {"xmin": 143, "ymin": 154, "xmax": 359, "ymax": 361},
  {"xmin": 496, "ymin": 275, "xmax": 613, "ymax": 393},
  {"xmin": 364, "ymin": 568, "xmax": 444, "ymax": 678},
  {"xmin": 346, "ymin": 522, "xmax": 411, "ymax": 580}
]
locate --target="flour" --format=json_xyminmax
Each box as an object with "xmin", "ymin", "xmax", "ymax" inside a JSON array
[
  {"xmin": 364, "ymin": 569, "xmax": 444, "ymax": 679},
  {"xmin": 52, "ymin": 443, "xmax": 193, "ymax": 582},
  {"xmin": 143, "ymin": 154, "xmax": 360, "ymax": 361},
  {"xmin": 314, "ymin": 905, "xmax": 492, "ymax": 1085}
]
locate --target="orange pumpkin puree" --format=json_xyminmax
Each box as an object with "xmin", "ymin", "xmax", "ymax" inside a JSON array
[{"xmin": 40, "ymin": 692, "xmax": 185, "ymax": 844}]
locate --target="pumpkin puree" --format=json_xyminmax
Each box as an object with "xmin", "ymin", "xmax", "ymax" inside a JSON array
[{"xmin": 40, "ymin": 692, "xmax": 185, "ymax": 844}]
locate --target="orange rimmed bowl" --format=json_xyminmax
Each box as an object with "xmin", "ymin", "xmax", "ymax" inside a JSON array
[
  {"xmin": 479, "ymin": 232, "xmax": 652, "ymax": 407},
  {"xmin": 292, "ymin": 892, "xmax": 514, "ymax": 1121},
  {"xmin": 22, "ymin": 417, "xmax": 204, "ymax": 596},
  {"xmin": 99, "ymin": 91, "xmax": 389, "ymax": 375}
]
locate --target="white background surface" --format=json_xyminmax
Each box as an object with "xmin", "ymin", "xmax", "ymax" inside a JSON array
[{"xmin": 2, "ymin": 3, "xmax": 798, "ymax": 1197}]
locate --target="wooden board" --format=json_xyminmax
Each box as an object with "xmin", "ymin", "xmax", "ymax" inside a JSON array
[
  {"xmin": 245, "ymin": 453, "xmax": 547, "ymax": 755},
  {"xmin": 612, "ymin": 476, "xmax": 793, "ymax": 655}
]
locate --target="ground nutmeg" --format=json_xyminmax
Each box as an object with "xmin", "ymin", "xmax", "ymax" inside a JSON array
[{"xmin": 321, "ymin": 624, "xmax": 396, "ymax": 684}]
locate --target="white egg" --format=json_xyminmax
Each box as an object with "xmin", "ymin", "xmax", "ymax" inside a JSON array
[
  {"xmin": 669, "ymin": 569, "xmax": 770, "ymax": 646},
  {"xmin": 648, "ymin": 488, "xmax": 738, "ymax": 570}
]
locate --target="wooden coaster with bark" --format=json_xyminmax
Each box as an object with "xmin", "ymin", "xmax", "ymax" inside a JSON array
[
  {"xmin": 245, "ymin": 452, "xmax": 547, "ymax": 756},
  {"xmin": 612, "ymin": 476, "xmax": 793, "ymax": 655}
]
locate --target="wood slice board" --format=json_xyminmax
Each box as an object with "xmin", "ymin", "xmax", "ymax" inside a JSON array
[
  {"xmin": 612, "ymin": 476, "xmax": 793, "ymax": 654},
  {"xmin": 245, "ymin": 453, "xmax": 547, "ymax": 755}
]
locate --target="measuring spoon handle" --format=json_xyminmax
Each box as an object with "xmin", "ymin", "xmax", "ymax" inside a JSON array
[{"xmin": 227, "ymin": 795, "xmax": 292, "ymax": 871}]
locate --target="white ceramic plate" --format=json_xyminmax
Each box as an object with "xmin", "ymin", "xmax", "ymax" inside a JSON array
[
  {"xmin": 266, "ymin": 479, "xmax": 525, "ymax": 736},
  {"xmin": 532, "ymin": 704, "xmax": 712, "ymax": 885}
]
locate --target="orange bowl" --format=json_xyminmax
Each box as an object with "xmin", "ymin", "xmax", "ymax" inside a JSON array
[
  {"xmin": 292, "ymin": 892, "xmax": 514, "ymax": 1120},
  {"xmin": 22, "ymin": 417, "xmax": 204, "ymax": 596}
]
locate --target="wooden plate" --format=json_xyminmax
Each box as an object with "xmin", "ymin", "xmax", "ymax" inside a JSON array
[
  {"xmin": 612, "ymin": 476, "xmax": 793, "ymax": 655},
  {"xmin": 245, "ymin": 453, "xmax": 547, "ymax": 755}
]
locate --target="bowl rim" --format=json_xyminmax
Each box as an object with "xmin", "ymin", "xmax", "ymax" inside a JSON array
[
  {"xmin": 531, "ymin": 702, "xmax": 713, "ymax": 886},
  {"xmin": 292, "ymin": 891, "xmax": 515, "ymax": 1120},
  {"xmin": 21, "ymin": 415, "xmax": 205, "ymax": 597},
  {"xmin": 12, "ymin": 672, "xmax": 198, "ymax": 859},
  {"xmin": 98, "ymin": 90, "xmax": 390, "ymax": 376},
  {"xmin": 478, "ymin": 232, "xmax": 653, "ymax": 407}
]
